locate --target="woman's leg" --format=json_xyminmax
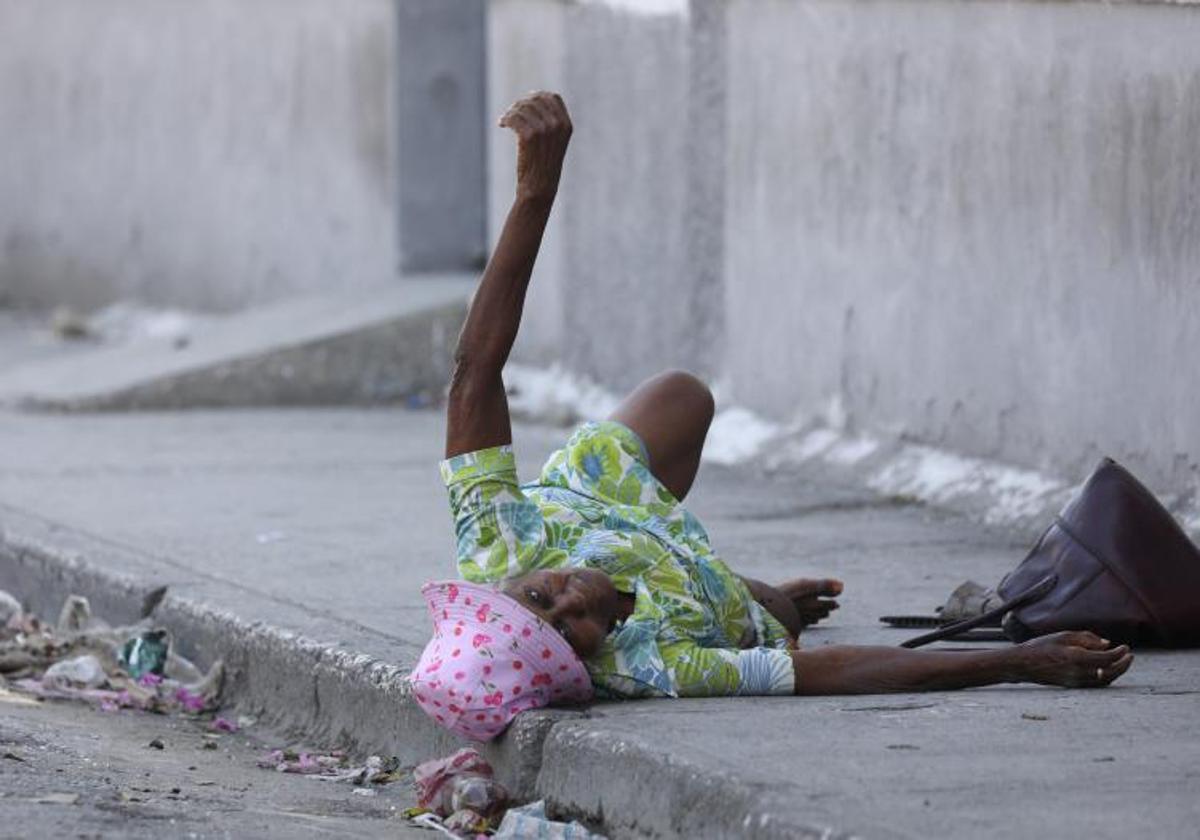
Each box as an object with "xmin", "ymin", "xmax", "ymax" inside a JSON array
[
  {"xmin": 609, "ymin": 372, "xmax": 843, "ymax": 636},
  {"xmin": 608, "ymin": 370, "xmax": 715, "ymax": 501}
]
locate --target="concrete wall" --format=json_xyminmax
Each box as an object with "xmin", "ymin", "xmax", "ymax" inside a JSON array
[
  {"xmin": 397, "ymin": 0, "xmax": 487, "ymax": 273},
  {"xmin": 490, "ymin": 0, "xmax": 725, "ymax": 380},
  {"xmin": 488, "ymin": 0, "xmax": 568, "ymax": 363},
  {"xmin": 488, "ymin": 0, "xmax": 1200, "ymax": 497},
  {"xmin": 0, "ymin": 0, "xmax": 484, "ymax": 312},
  {"xmin": 723, "ymin": 0, "xmax": 1200, "ymax": 492}
]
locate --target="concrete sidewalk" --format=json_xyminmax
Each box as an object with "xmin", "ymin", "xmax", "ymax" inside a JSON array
[
  {"xmin": 1, "ymin": 408, "xmax": 1196, "ymax": 838},
  {"xmin": 0, "ymin": 278, "xmax": 472, "ymax": 410}
]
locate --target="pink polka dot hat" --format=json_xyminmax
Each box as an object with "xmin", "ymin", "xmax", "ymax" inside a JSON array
[{"xmin": 409, "ymin": 580, "xmax": 594, "ymax": 741}]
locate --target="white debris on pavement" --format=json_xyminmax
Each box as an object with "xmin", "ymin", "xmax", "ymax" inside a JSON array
[
  {"xmin": 495, "ymin": 800, "xmax": 607, "ymax": 840},
  {"xmin": 86, "ymin": 301, "xmax": 213, "ymax": 347},
  {"xmin": 867, "ymin": 444, "xmax": 1073, "ymax": 526},
  {"xmin": 823, "ymin": 435, "xmax": 881, "ymax": 466},
  {"xmin": 578, "ymin": 0, "xmax": 686, "ymax": 17},
  {"xmin": 42, "ymin": 654, "xmax": 107, "ymax": 690},
  {"xmin": 768, "ymin": 424, "xmax": 1076, "ymax": 529},
  {"xmin": 504, "ymin": 363, "xmax": 620, "ymax": 425},
  {"xmin": 703, "ymin": 407, "xmax": 782, "ymax": 466},
  {"xmin": 780, "ymin": 427, "xmax": 841, "ymax": 462},
  {"xmin": 504, "ymin": 363, "xmax": 786, "ymax": 466}
]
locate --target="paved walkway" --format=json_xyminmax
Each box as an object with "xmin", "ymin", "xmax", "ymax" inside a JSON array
[{"xmin": 1, "ymin": 408, "xmax": 1196, "ymax": 838}]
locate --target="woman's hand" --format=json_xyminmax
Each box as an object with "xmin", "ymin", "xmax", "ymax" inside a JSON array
[
  {"xmin": 499, "ymin": 92, "xmax": 573, "ymax": 203},
  {"xmin": 776, "ymin": 578, "xmax": 843, "ymax": 628},
  {"xmin": 1013, "ymin": 631, "xmax": 1134, "ymax": 688}
]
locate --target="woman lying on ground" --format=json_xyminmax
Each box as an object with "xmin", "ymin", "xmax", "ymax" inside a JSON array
[{"xmin": 409, "ymin": 92, "xmax": 1133, "ymax": 740}]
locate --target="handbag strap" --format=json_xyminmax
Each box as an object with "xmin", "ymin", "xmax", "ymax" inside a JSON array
[{"xmin": 899, "ymin": 574, "xmax": 1058, "ymax": 649}]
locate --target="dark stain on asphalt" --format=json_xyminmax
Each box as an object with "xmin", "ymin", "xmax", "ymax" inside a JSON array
[{"xmin": 841, "ymin": 702, "xmax": 938, "ymax": 713}]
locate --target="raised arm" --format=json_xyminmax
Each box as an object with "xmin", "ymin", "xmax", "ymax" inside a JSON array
[{"xmin": 446, "ymin": 92, "xmax": 573, "ymax": 458}]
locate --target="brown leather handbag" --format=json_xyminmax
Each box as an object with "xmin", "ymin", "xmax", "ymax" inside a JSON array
[{"xmin": 902, "ymin": 458, "xmax": 1200, "ymax": 649}]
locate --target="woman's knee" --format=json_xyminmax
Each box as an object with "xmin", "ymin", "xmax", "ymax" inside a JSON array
[
  {"xmin": 608, "ymin": 369, "xmax": 713, "ymax": 501},
  {"xmin": 647, "ymin": 369, "xmax": 715, "ymax": 422}
]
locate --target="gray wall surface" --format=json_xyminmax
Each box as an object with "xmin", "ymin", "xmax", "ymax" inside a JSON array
[
  {"xmin": 488, "ymin": 0, "xmax": 569, "ymax": 364},
  {"xmin": 490, "ymin": 0, "xmax": 725, "ymax": 379},
  {"xmin": 488, "ymin": 0, "xmax": 1200, "ymax": 497},
  {"xmin": 0, "ymin": 0, "xmax": 485, "ymax": 312},
  {"xmin": 723, "ymin": 0, "xmax": 1200, "ymax": 492},
  {"xmin": 397, "ymin": 0, "xmax": 487, "ymax": 273}
]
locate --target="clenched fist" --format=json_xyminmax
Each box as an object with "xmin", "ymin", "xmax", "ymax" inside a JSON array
[{"xmin": 499, "ymin": 91, "xmax": 572, "ymax": 202}]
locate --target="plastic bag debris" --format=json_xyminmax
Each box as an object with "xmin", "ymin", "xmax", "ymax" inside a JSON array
[
  {"xmin": 0, "ymin": 590, "xmax": 22, "ymax": 625},
  {"xmin": 42, "ymin": 654, "xmax": 107, "ymax": 690},
  {"xmin": 1, "ymin": 593, "xmax": 224, "ymax": 717},
  {"xmin": 174, "ymin": 686, "xmax": 206, "ymax": 712},
  {"xmin": 407, "ymin": 803, "xmax": 504, "ymax": 839},
  {"xmin": 0, "ymin": 650, "xmax": 38, "ymax": 676},
  {"xmin": 56, "ymin": 596, "xmax": 93, "ymax": 635},
  {"xmin": 494, "ymin": 800, "xmax": 607, "ymax": 840},
  {"xmin": 446, "ymin": 808, "xmax": 493, "ymax": 835},
  {"xmin": 350, "ymin": 754, "xmax": 406, "ymax": 786},
  {"xmin": 409, "ymin": 747, "xmax": 510, "ymax": 836},
  {"xmin": 257, "ymin": 749, "xmax": 349, "ymax": 776},
  {"xmin": 408, "ymin": 812, "xmax": 463, "ymax": 839},
  {"xmin": 2, "ymin": 612, "xmax": 44, "ymax": 646},
  {"xmin": 414, "ymin": 747, "xmax": 507, "ymax": 819},
  {"xmin": 257, "ymin": 750, "xmax": 407, "ymax": 786},
  {"xmin": 119, "ymin": 630, "xmax": 169, "ymax": 679}
]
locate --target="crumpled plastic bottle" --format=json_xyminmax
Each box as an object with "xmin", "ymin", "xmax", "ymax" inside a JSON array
[
  {"xmin": 414, "ymin": 747, "xmax": 509, "ymax": 820},
  {"xmin": 120, "ymin": 630, "xmax": 170, "ymax": 678},
  {"xmin": 450, "ymin": 773, "xmax": 509, "ymax": 819}
]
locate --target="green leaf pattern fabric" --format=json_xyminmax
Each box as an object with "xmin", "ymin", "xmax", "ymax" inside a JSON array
[{"xmin": 439, "ymin": 421, "xmax": 794, "ymax": 698}]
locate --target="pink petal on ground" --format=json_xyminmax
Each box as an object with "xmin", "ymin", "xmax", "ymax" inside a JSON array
[{"xmin": 174, "ymin": 687, "xmax": 206, "ymax": 712}]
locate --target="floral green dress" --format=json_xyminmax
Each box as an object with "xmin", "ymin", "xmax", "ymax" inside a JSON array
[{"xmin": 439, "ymin": 421, "xmax": 796, "ymax": 699}]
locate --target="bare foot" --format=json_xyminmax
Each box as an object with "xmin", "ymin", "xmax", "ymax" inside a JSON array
[{"xmin": 775, "ymin": 578, "xmax": 843, "ymax": 627}]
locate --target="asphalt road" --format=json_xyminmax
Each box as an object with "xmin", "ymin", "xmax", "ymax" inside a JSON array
[{"xmin": 0, "ymin": 689, "xmax": 425, "ymax": 840}]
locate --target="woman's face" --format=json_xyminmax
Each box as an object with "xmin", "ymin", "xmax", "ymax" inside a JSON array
[{"xmin": 502, "ymin": 568, "xmax": 620, "ymax": 658}]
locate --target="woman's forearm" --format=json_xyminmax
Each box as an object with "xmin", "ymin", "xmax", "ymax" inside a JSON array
[
  {"xmin": 452, "ymin": 93, "xmax": 572, "ymax": 374},
  {"xmin": 453, "ymin": 193, "xmax": 555, "ymax": 371},
  {"xmin": 792, "ymin": 645, "xmax": 1019, "ymax": 695}
]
